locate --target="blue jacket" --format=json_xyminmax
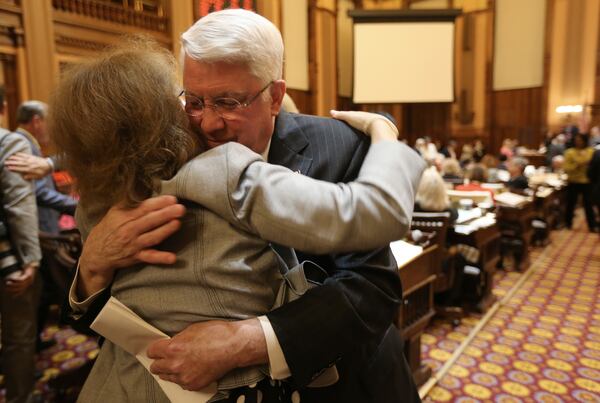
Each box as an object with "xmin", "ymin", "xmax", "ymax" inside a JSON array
[{"xmin": 15, "ymin": 129, "xmax": 77, "ymax": 234}]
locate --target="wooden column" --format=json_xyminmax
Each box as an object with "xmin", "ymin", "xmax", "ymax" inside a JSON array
[
  {"xmin": 166, "ymin": 0, "xmax": 194, "ymax": 61},
  {"xmin": 592, "ymin": 0, "xmax": 600, "ymax": 127},
  {"xmin": 21, "ymin": 0, "xmax": 56, "ymax": 102},
  {"xmin": 257, "ymin": 0, "xmax": 282, "ymax": 28},
  {"xmin": 311, "ymin": 0, "xmax": 338, "ymax": 116}
]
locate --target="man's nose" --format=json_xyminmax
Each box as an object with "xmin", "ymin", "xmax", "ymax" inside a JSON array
[{"xmin": 200, "ymin": 107, "xmax": 225, "ymax": 134}]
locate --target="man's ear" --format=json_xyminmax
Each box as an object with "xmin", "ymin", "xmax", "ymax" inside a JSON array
[
  {"xmin": 269, "ymin": 80, "xmax": 286, "ymax": 116},
  {"xmin": 31, "ymin": 114, "xmax": 42, "ymax": 129}
]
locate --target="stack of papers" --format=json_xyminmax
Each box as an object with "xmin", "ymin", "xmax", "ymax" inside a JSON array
[
  {"xmin": 454, "ymin": 213, "xmax": 497, "ymax": 235},
  {"xmin": 535, "ymin": 187, "xmax": 553, "ymax": 198},
  {"xmin": 495, "ymin": 192, "xmax": 529, "ymax": 207},
  {"xmin": 456, "ymin": 207, "xmax": 483, "ymax": 224},
  {"xmin": 91, "ymin": 297, "xmax": 217, "ymax": 403},
  {"xmin": 390, "ymin": 240, "xmax": 424, "ymax": 268}
]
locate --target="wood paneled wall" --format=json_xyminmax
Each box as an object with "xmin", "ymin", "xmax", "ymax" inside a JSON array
[
  {"xmin": 287, "ymin": 88, "xmax": 313, "ymax": 115},
  {"xmin": 490, "ymin": 87, "xmax": 545, "ymax": 152},
  {"xmin": 402, "ymin": 103, "xmax": 451, "ymax": 146}
]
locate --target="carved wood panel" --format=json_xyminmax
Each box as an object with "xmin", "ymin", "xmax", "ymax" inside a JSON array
[{"xmin": 490, "ymin": 87, "xmax": 544, "ymax": 153}]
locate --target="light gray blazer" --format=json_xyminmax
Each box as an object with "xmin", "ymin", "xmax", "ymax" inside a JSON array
[
  {"xmin": 77, "ymin": 140, "xmax": 423, "ymax": 402},
  {"xmin": 0, "ymin": 129, "xmax": 41, "ymax": 268}
]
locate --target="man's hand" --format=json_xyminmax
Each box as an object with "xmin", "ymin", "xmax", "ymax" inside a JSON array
[
  {"xmin": 77, "ymin": 195, "xmax": 186, "ymax": 298},
  {"xmin": 147, "ymin": 318, "xmax": 268, "ymax": 391},
  {"xmin": 5, "ymin": 152, "xmax": 52, "ymax": 180},
  {"xmin": 5, "ymin": 264, "xmax": 36, "ymax": 296}
]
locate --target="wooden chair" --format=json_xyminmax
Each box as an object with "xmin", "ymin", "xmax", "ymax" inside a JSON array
[
  {"xmin": 410, "ymin": 212, "xmax": 464, "ymax": 324},
  {"xmin": 39, "ymin": 229, "xmax": 82, "ymax": 298}
]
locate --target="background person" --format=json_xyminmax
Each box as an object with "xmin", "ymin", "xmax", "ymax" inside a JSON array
[
  {"xmin": 0, "ymin": 93, "xmax": 42, "ymax": 403},
  {"xmin": 506, "ymin": 157, "xmax": 530, "ymax": 192},
  {"xmin": 14, "ymin": 101, "xmax": 78, "ymax": 351},
  {"xmin": 564, "ymin": 133, "xmax": 596, "ymax": 231}
]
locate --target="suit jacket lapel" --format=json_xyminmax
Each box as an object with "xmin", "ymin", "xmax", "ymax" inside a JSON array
[{"xmin": 268, "ymin": 111, "xmax": 313, "ymax": 175}]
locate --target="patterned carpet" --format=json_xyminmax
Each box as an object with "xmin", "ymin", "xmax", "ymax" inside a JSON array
[
  {"xmin": 0, "ymin": 314, "xmax": 99, "ymax": 402},
  {"xmin": 423, "ymin": 222, "xmax": 600, "ymax": 402},
  {"xmin": 0, "ymin": 219, "xmax": 598, "ymax": 402}
]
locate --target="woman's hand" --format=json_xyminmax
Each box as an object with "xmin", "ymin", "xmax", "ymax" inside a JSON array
[{"xmin": 330, "ymin": 110, "xmax": 399, "ymax": 143}]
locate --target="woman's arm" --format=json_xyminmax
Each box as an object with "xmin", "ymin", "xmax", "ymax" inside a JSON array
[{"xmin": 161, "ymin": 112, "xmax": 426, "ymax": 254}]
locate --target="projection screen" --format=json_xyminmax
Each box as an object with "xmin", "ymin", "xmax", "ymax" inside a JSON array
[{"xmin": 353, "ymin": 21, "xmax": 455, "ymax": 103}]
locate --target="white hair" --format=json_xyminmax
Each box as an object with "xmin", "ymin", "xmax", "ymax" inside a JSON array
[
  {"xmin": 416, "ymin": 166, "xmax": 450, "ymax": 212},
  {"xmin": 181, "ymin": 9, "xmax": 283, "ymax": 85}
]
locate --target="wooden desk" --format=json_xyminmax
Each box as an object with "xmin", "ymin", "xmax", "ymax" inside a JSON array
[
  {"xmin": 448, "ymin": 222, "xmax": 501, "ymax": 312},
  {"xmin": 497, "ymin": 200, "xmax": 535, "ymax": 271},
  {"xmin": 395, "ymin": 245, "xmax": 438, "ymax": 387},
  {"xmin": 519, "ymin": 152, "xmax": 546, "ymax": 167}
]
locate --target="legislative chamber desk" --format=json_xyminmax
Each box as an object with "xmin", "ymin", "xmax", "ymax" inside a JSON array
[
  {"xmin": 496, "ymin": 200, "xmax": 535, "ymax": 271},
  {"xmin": 448, "ymin": 219, "xmax": 501, "ymax": 312},
  {"xmin": 530, "ymin": 173, "xmax": 568, "ymax": 230},
  {"xmin": 394, "ymin": 244, "xmax": 438, "ymax": 386}
]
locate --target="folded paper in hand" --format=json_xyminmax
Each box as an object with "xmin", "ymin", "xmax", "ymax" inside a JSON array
[{"xmin": 90, "ymin": 296, "xmax": 217, "ymax": 403}]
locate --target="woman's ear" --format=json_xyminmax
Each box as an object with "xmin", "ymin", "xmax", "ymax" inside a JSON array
[{"xmin": 269, "ymin": 80, "xmax": 286, "ymax": 116}]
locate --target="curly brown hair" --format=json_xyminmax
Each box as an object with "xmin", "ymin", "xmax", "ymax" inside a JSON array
[{"xmin": 49, "ymin": 37, "xmax": 198, "ymax": 217}]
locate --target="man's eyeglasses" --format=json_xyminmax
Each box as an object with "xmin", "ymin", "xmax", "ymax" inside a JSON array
[{"xmin": 179, "ymin": 81, "xmax": 273, "ymax": 120}]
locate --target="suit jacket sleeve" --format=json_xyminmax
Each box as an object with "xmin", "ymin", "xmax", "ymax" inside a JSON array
[
  {"xmin": 0, "ymin": 133, "xmax": 42, "ymax": 266},
  {"xmin": 60, "ymin": 207, "xmax": 111, "ymax": 335},
  {"xmin": 265, "ymin": 114, "xmax": 420, "ymax": 388},
  {"xmin": 160, "ymin": 141, "xmax": 424, "ymax": 254},
  {"xmin": 34, "ymin": 178, "xmax": 77, "ymax": 215}
]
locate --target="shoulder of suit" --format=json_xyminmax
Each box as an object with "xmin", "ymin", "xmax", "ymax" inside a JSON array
[
  {"xmin": 289, "ymin": 113, "xmax": 366, "ymax": 142},
  {"xmin": 0, "ymin": 129, "xmax": 29, "ymax": 147}
]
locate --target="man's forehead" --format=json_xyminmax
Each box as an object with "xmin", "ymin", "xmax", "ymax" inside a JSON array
[{"xmin": 183, "ymin": 60, "xmax": 257, "ymax": 96}]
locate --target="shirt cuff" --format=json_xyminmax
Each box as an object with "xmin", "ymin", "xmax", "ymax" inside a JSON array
[
  {"xmin": 46, "ymin": 157, "xmax": 55, "ymax": 172},
  {"xmin": 68, "ymin": 262, "xmax": 107, "ymax": 315},
  {"xmin": 258, "ymin": 315, "xmax": 291, "ymax": 380}
]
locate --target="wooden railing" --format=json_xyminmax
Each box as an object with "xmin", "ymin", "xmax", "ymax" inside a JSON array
[{"xmin": 52, "ymin": 0, "xmax": 168, "ymax": 32}]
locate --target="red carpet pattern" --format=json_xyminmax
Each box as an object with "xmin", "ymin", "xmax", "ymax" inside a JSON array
[
  {"xmin": 0, "ymin": 325, "xmax": 99, "ymax": 402},
  {"xmin": 424, "ymin": 227, "xmax": 600, "ymax": 402}
]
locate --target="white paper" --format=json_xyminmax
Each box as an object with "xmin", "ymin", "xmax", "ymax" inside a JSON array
[
  {"xmin": 454, "ymin": 213, "xmax": 496, "ymax": 235},
  {"xmin": 91, "ymin": 297, "xmax": 217, "ymax": 403},
  {"xmin": 495, "ymin": 192, "xmax": 529, "ymax": 207},
  {"xmin": 456, "ymin": 207, "xmax": 483, "ymax": 224},
  {"xmin": 390, "ymin": 240, "xmax": 424, "ymax": 268}
]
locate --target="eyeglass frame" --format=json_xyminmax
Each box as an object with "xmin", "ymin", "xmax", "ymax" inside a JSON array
[{"xmin": 179, "ymin": 81, "xmax": 274, "ymax": 120}]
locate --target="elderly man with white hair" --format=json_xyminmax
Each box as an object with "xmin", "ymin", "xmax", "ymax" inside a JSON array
[{"xmin": 65, "ymin": 9, "xmax": 422, "ymax": 403}]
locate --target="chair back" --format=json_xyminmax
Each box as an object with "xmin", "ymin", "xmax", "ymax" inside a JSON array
[
  {"xmin": 39, "ymin": 230, "xmax": 82, "ymax": 296},
  {"xmin": 411, "ymin": 211, "xmax": 454, "ymax": 293},
  {"xmin": 410, "ymin": 211, "xmax": 451, "ymax": 249}
]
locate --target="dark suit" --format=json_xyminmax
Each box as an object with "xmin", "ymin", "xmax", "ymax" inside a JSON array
[
  {"xmin": 267, "ymin": 112, "xmax": 420, "ymax": 402},
  {"xmin": 507, "ymin": 175, "xmax": 529, "ymax": 192}
]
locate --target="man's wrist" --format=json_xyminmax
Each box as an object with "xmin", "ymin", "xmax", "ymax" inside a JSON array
[
  {"xmin": 231, "ymin": 318, "xmax": 269, "ymax": 369},
  {"xmin": 45, "ymin": 157, "xmax": 55, "ymax": 173},
  {"xmin": 77, "ymin": 256, "xmax": 113, "ymax": 299}
]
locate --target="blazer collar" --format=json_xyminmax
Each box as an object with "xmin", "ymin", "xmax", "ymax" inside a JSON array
[{"xmin": 268, "ymin": 111, "xmax": 312, "ymax": 175}]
